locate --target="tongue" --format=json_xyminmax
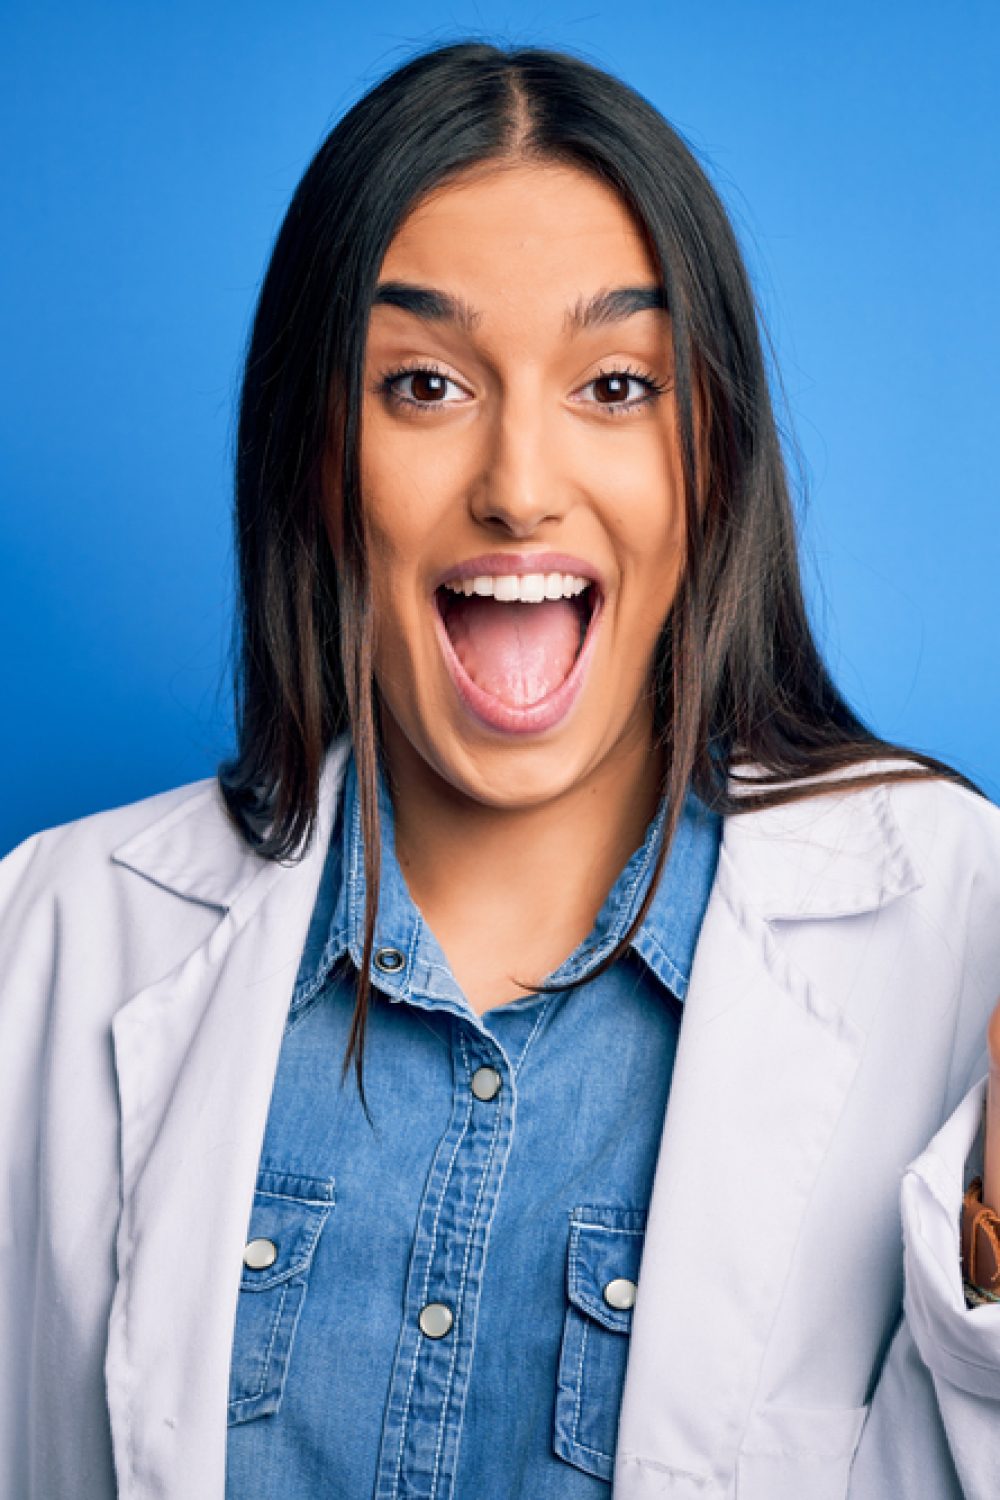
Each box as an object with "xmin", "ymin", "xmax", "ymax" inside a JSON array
[{"xmin": 445, "ymin": 596, "xmax": 582, "ymax": 707}]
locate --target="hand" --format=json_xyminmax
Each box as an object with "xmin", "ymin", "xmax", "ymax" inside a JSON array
[{"xmin": 960, "ymin": 998, "xmax": 1000, "ymax": 1292}]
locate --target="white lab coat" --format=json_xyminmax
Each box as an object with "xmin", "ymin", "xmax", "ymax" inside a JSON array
[{"xmin": 2, "ymin": 737, "xmax": 1000, "ymax": 1499}]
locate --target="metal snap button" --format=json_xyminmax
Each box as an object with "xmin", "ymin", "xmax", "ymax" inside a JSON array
[
  {"xmin": 603, "ymin": 1276, "xmax": 637, "ymax": 1311},
  {"xmin": 470, "ymin": 1065, "xmax": 502, "ymax": 1101},
  {"xmin": 374, "ymin": 947, "xmax": 405, "ymax": 973},
  {"xmin": 243, "ymin": 1237, "xmax": 279, "ymax": 1271},
  {"xmin": 418, "ymin": 1301, "xmax": 454, "ymax": 1339}
]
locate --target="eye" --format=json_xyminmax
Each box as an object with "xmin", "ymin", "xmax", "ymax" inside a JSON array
[
  {"xmin": 573, "ymin": 364, "xmax": 670, "ymax": 417},
  {"xmin": 375, "ymin": 362, "xmax": 471, "ymax": 413}
]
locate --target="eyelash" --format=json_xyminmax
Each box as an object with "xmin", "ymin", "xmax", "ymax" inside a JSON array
[{"xmin": 373, "ymin": 359, "xmax": 670, "ymax": 418}]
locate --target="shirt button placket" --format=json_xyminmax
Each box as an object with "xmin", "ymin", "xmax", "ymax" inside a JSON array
[{"xmin": 374, "ymin": 1036, "xmax": 514, "ymax": 1500}]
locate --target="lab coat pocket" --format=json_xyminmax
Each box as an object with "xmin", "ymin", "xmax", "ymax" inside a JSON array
[
  {"xmin": 553, "ymin": 1206, "xmax": 646, "ymax": 1481},
  {"xmin": 227, "ymin": 1168, "xmax": 335, "ymax": 1425},
  {"xmin": 735, "ymin": 1400, "xmax": 871, "ymax": 1500}
]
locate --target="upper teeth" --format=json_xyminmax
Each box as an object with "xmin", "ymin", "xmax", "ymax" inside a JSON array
[{"xmin": 442, "ymin": 572, "xmax": 591, "ymax": 602}]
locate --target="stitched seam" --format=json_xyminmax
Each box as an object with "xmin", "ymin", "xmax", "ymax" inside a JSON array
[
  {"xmin": 873, "ymin": 781, "xmax": 924, "ymax": 891},
  {"xmin": 572, "ymin": 1432, "xmax": 616, "ymax": 1461},
  {"xmin": 427, "ymin": 1033, "xmax": 506, "ymax": 1500},
  {"xmin": 572, "ymin": 1220, "xmax": 642, "ymax": 1236},
  {"xmin": 398, "ymin": 914, "xmax": 423, "ymax": 1001},
  {"xmin": 289, "ymin": 929, "xmax": 350, "ymax": 1014},
  {"xmin": 616, "ymin": 1452, "xmax": 713, "ymax": 1484},
  {"xmin": 228, "ymin": 1282, "xmax": 290, "ymax": 1410},
  {"xmin": 563, "ymin": 1314, "xmax": 616, "ymax": 1468},
  {"xmin": 566, "ymin": 1230, "xmax": 620, "ymax": 1464},
  {"xmin": 571, "ymin": 1315, "xmax": 589, "ymax": 1444},
  {"xmin": 446, "ymin": 1058, "xmax": 516, "ymax": 1500},
  {"xmin": 250, "ymin": 1187, "xmax": 334, "ymax": 1206},
  {"xmin": 513, "ymin": 998, "xmax": 552, "ymax": 1077},
  {"xmin": 631, "ymin": 929, "xmax": 688, "ymax": 996},
  {"xmin": 390, "ymin": 1057, "xmax": 476, "ymax": 1500}
]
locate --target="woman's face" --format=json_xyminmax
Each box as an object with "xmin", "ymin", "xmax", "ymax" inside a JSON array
[{"xmin": 347, "ymin": 159, "xmax": 688, "ymax": 810}]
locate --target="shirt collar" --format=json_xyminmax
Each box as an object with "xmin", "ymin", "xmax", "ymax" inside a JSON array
[
  {"xmin": 291, "ymin": 751, "xmax": 720, "ymax": 1016},
  {"xmin": 547, "ymin": 787, "xmax": 720, "ymax": 999}
]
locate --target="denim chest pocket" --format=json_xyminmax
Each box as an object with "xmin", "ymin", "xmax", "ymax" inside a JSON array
[
  {"xmin": 227, "ymin": 1168, "xmax": 335, "ymax": 1425},
  {"xmin": 553, "ymin": 1206, "xmax": 647, "ymax": 1482}
]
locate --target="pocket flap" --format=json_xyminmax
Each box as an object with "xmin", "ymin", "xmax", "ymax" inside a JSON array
[
  {"xmin": 239, "ymin": 1168, "xmax": 334, "ymax": 1293},
  {"xmin": 567, "ymin": 1207, "xmax": 646, "ymax": 1333}
]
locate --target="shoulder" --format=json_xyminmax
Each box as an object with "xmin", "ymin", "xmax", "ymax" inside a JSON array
[
  {"xmin": 880, "ymin": 770, "xmax": 1000, "ymax": 871},
  {"xmin": 0, "ymin": 768, "xmax": 292, "ymax": 1052},
  {"xmin": 1, "ymin": 777, "xmax": 221, "ymax": 894},
  {"xmin": 722, "ymin": 759, "xmax": 1000, "ymax": 924},
  {"xmin": 880, "ymin": 774, "xmax": 1000, "ymax": 973},
  {"xmin": 722, "ymin": 763, "xmax": 1000, "ymax": 1104},
  {"xmin": 1, "ymin": 738, "xmax": 352, "ymax": 918},
  {"xmin": 824, "ymin": 765, "xmax": 1000, "ymax": 928},
  {"xmin": 727, "ymin": 754, "xmax": 1000, "ymax": 856},
  {"xmin": 880, "ymin": 773, "xmax": 1000, "ymax": 1098}
]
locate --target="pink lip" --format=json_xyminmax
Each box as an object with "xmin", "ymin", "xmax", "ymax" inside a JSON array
[
  {"xmin": 431, "ymin": 551, "xmax": 605, "ymax": 591},
  {"xmin": 432, "ymin": 579, "xmax": 605, "ymax": 736}
]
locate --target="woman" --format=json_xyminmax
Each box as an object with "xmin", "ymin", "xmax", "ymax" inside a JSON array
[{"xmin": 2, "ymin": 39, "xmax": 999, "ymax": 1500}]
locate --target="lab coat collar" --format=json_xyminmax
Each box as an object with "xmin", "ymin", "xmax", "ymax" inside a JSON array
[
  {"xmin": 108, "ymin": 741, "xmax": 924, "ymax": 924},
  {"xmin": 109, "ymin": 741, "xmax": 352, "ymax": 909}
]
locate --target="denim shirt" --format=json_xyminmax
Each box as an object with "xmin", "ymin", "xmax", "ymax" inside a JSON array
[{"xmin": 225, "ymin": 754, "xmax": 721, "ymax": 1500}]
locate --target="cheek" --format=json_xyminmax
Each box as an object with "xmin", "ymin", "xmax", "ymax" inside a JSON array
[
  {"xmin": 359, "ymin": 456, "xmax": 423, "ymax": 610},
  {"xmin": 602, "ymin": 437, "xmax": 687, "ymax": 604},
  {"xmin": 360, "ymin": 489, "xmax": 434, "ymax": 688},
  {"xmin": 366, "ymin": 543, "xmax": 423, "ymax": 701},
  {"xmin": 360, "ymin": 416, "xmax": 461, "ymax": 568},
  {"xmin": 640, "ymin": 514, "xmax": 687, "ymax": 633}
]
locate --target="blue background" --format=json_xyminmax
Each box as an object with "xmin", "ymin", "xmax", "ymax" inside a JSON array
[{"xmin": 2, "ymin": 1, "xmax": 997, "ymax": 854}]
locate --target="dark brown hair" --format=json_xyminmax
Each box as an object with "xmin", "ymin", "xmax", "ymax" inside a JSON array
[{"xmin": 219, "ymin": 40, "xmax": 976, "ymax": 1104}]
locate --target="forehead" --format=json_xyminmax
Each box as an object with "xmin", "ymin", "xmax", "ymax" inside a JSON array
[{"xmin": 373, "ymin": 162, "xmax": 661, "ymax": 339}]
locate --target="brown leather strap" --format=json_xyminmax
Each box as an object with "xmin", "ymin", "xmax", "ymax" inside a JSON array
[{"xmin": 962, "ymin": 1176, "xmax": 1000, "ymax": 1292}]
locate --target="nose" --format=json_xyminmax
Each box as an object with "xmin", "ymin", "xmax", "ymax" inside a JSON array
[{"xmin": 468, "ymin": 395, "xmax": 569, "ymax": 537}]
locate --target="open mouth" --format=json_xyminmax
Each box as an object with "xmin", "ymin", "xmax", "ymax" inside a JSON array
[{"xmin": 433, "ymin": 569, "xmax": 602, "ymax": 731}]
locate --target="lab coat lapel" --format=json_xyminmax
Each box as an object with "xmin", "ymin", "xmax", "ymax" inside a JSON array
[
  {"xmin": 105, "ymin": 743, "xmax": 349, "ymax": 1499},
  {"xmin": 614, "ymin": 778, "xmax": 923, "ymax": 1498}
]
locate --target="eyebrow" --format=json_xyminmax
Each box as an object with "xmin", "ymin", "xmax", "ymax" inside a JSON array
[{"xmin": 370, "ymin": 281, "xmax": 668, "ymax": 334}]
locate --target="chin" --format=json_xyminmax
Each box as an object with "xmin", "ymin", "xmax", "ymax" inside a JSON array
[{"xmin": 404, "ymin": 711, "xmax": 612, "ymax": 811}]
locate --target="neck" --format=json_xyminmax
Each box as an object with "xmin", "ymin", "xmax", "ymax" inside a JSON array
[{"xmin": 377, "ymin": 714, "xmax": 664, "ymax": 989}]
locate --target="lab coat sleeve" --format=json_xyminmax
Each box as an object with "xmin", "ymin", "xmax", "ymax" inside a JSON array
[{"xmin": 0, "ymin": 829, "xmax": 55, "ymax": 1500}]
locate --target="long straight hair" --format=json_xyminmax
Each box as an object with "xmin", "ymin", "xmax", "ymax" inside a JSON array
[{"xmin": 219, "ymin": 40, "xmax": 977, "ymax": 1105}]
